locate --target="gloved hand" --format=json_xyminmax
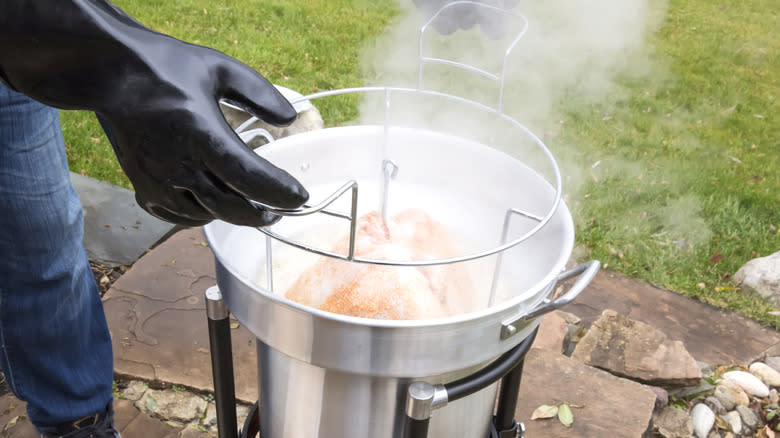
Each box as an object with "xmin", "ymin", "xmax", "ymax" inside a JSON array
[
  {"xmin": 0, "ymin": 0, "xmax": 308, "ymax": 227},
  {"xmin": 413, "ymin": 0, "xmax": 519, "ymax": 39}
]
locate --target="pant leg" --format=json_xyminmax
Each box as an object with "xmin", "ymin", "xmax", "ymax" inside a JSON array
[{"xmin": 0, "ymin": 83, "xmax": 113, "ymax": 430}]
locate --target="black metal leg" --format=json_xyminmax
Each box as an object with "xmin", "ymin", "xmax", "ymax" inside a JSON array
[
  {"xmin": 402, "ymin": 417, "xmax": 431, "ymax": 438},
  {"xmin": 494, "ymin": 358, "xmax": 526, "ymax": 430},
  {"xmin": 206, "ymin": 287, "xmax": 239, "ymax": 438}
]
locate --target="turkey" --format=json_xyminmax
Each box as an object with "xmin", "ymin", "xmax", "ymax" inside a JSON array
[{"xmin": 284, "ymin": 209, "xmax": 472, "ymax": 319}]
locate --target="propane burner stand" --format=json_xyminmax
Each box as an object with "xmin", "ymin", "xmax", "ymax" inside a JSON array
[{"xmin": 205, "ymin": 286, "xmax": 538, "ymax": 438}]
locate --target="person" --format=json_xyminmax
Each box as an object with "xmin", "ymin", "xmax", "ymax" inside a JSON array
[{"xmin": 0, "ymin": 0, "xmax": 308, "ymax": 436}]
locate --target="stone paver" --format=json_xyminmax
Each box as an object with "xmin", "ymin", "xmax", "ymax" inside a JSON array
[
  {"xmin": 93, "ymin": 227, "xmax": 780, "ymax": 436},
  {"xmin": 104, "ymin": 228, "xmax": 780, "ymax": 403},
  {"xmin": 72, "ymin": 172, "xmax": 176, "ymax": 267},
  {"xmin": 0, "ymin": 393, "xmax": 36, "ymax": 437},
  {"xmin": 515, "ymin": 348, "xmax": 656, "ymax": 437},
  {"xmin": 566, "ymin": 269, "xmax": 780, "ymax": 365},
  {"xmin": 0, "ymin": 394, "xmax": 209, "ymax": 438},
  {"xmin": 103, "ymin": 227, "xmax": 258, "ymax": 403}
]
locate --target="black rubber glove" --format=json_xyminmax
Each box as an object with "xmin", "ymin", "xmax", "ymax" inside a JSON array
[{"xmin": 0, "ymin": 0, "xmax": 308, "ymax": 227}]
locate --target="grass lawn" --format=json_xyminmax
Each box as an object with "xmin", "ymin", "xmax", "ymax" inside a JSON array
[{"xmin": 61, "ymin": 0, "xmax": 779, "ymax": 327}]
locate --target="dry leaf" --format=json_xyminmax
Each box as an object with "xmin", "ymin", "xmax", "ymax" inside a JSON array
[
  {"xmin": 230, "ymin": 323, "xmax": 240, "ymax": 329},
  {"xmin": 531, "ymin": 404, "xmax": 558, "ymax": 420},
  {"xmin": 558, "ymin": 403, "xmax": 574, "ymax": 427},
  {"xmin": 6, "ymin": 416, "xmax": 18, "ymax": 428},
  {"xmin": 711, "ymin": 253, "xmax": 723, "ymax": 264},
  {"xmin": 715, "ymin": 414, "xmax": 728, "ymax": 430}
]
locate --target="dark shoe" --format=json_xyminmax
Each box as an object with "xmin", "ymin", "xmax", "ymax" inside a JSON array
[{"xmin": 41, "ymin": 401, "xmax": 120, "ymax": 438}]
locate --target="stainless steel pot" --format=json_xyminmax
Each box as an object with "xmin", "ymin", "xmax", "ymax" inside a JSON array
[{"xmin": 205, "ymin": 87, "xmax": 598, "ymax": 438}]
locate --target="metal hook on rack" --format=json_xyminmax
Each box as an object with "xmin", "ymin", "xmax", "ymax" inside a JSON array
[{"xmin": 417, "ymin": 1, "xmax": 529, "ymax": 113}]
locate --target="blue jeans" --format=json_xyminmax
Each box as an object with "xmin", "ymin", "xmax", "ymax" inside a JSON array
[{"xmin": 0, "ymin": 83, "xmax": 113, "ymax": 432}]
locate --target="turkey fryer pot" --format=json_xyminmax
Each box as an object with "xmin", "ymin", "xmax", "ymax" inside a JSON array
[
  {"xmin": 204, "ymin": 87, "xmax": 599, "ymax": 438},
  {"xmin": 203, "ymin": 4, "xmax": 598, "ymax": 436}
]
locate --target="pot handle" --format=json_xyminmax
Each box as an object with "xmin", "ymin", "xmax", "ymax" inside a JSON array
[
  {"xmin": 238, "ymin": 127, "xmax": 275, "ymax": 145},
  {"xmin": 500, "ymin": 260, "xmax": 600, "ymax": 340}
]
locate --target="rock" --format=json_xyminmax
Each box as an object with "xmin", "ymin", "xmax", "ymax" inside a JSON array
[
  {"xmin": 722, "ymin": 433, "xmax": 734, "ymax": 438},
  {"xmin": 734, "ymin": 251, "xmax": 780, "ymax": 305},
  {"xmin": 691, "ymin": 403, "xmax": 715, "ymax": 438},
  {"xmin": 704, "ymin": 396, "xmax": 726, "ymax": 415},
  {"xmin": 179, "ymin": 424, "xmax": 211, "ymax": 438},
  {"xmin": 531, "ymin": 312, "xmax": 570, "ymax": 353},
  {"xmin": 571, "ymin": 309, "xmax": 702, "ymax": 387},
  {"xmin": 723, "ymin": 411, "xmax": 742, "ymax": 434},
  {"xmin": 719, "ymin": 382, "xmax": 751, "ymax": 406},
  {"xmin": 515, "ymin": 348, "xmax": 656, "ymax": 438},
  {"xmin": 650, "ymin": 386, "xmax": 669, "ymax": 411},
  {"xmin": 722, "ymin": 370, "xmax": 770, "ymax": 397},
  {"xmin": 71, "ymin": 172, "xmax": 175, "ymax": 267},
  {"xmin": 556, "ymin": 310, "xmax": 582, "ymax": 325},
  {"xmin": 203, "ymin": 401, "xmax": 250, "ymax": 430},
  {"xmin": 707, "ymin": 431, "xmax": 721, "ymax": 438},
  {"xmin": 220, "ymin": 85, "xmax": 324, "ymax": 148},
  {"xmin": 135, "ymin": 389, "xmax": 208, "ymax": 422},
  {"xmin": 713, "ymin": 385, "xmax": 739, "ymax": 410},
  {"xmin": 654, "ymin": 406, "xmax": 693, "ymax": 438},
  {"xmin": 120, "ymin": 380, "xmax": 148, "ymax": 402},
  {"xmin": 765, "ymin": 356, "xmax": 780, "ymax": 373},
  {"xmin": 735, "ymin": 405, "xmax": 759, "ymax": 429},
  {"xmin": 749, "ymin": 362, "xmax": 780, "ymax": 387},
  {"xmin": 669, "ymin": 379, "xmax": 714, "ymax": 399},
  {"xmin": 236, "ymin": 404, "xmax": 251, "ymax": 430},
  {"xmin": 698, "ymin": 361, "xmax": 715, "ymax": 379}
]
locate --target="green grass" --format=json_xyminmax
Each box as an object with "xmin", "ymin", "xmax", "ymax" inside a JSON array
[
  {"xmin": 551, "ymin": 0, "xmax": 779, "ymax": 326},
  {"xmin": 61, "ymin": 0, "xmax": 779, "ymax": 326},
  {"xmin": 61, "ymin": 0, "xmax": 400, "ymax": 186}
]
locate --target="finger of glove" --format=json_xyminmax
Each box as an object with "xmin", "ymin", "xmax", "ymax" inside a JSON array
[
  {"xmin": 214, "ymin": 56, "xmax": 297, "ymax": 127},
  {"xmin": 182, "ymin": 173, "xmax": 283, "ymax": 227},
  {"xmin": 144, "ymin": 204, "xmax": 212, "ymax": 227},
  {"xmin": 203, "ymin": 123, "xmax": 309, "ymax": 209},
  {"xmin": 136, "ymin": 192, "xmax": 213, "ymax": 226}
]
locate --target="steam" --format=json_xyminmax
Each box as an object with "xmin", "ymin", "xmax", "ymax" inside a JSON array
[
  {"xmin": 356, "ymin": 0, "xmax": 719, "ymax": 258},
  {"xmin": 360, "ymin": 0, "xmax": 666, "ymax": 126}
]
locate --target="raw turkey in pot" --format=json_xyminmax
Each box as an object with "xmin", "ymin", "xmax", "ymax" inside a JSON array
[{"xmin": 284, "ymin": 209, "xmax": 473, "ymax": 319}]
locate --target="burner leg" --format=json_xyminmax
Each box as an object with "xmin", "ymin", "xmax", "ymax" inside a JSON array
[
  {"xmin": 402, "ymin": 382, "xmax": 435, "ymax": 438},
  {"xmin": 494, "ymin": 357, "xmax": 526, "ymax": 430},
  {"xmin": 206, "ymin": 286, "xmax": 239, "ymax": 438}
]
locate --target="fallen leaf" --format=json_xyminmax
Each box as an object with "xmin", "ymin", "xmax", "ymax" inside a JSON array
[
  {"xmin": 6, "ymin": 416, "xmax": 18, "ymax": 428},
  {"xmin": 558, "ymin": 403, "xmax": 574, "ymax": 427},
  {"xmin": 753, "ymin": 114, "xmax": 764, "ymax": 118},
  {"xmin": 723, "ymin": 104, "xmax": 737, "ymax": 113},
  {"xmin": 711, "ymin": 253, "xmax": 723, "ymax": 264},
  {"xmin": 531, "ymin": 404, "xmax": 558, "ymax": 420},
  {"xmin": 715, "ymin": 414, "xmax": 728, "ymax": 430},
  {"xmin": 145, "ymin": 394, "xmax": 158, "ymax": 411},
  {"xmin": 571, "ymin": 326, "xmax": 588, "ymax": 343},
  {"xmin": 230, "ymin": 323, "xmax": 240, "ymax": 329},
  {"xmin": 100, "ymin": 275, "xmax": 110, "ymax": 285},
  {"xmin": 196, "ymin": 347, "xmax": 210, "ymax": 354},
  {"xmin": 766, "ymin": 425, "xmax": 776, "ymax": 437}
]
